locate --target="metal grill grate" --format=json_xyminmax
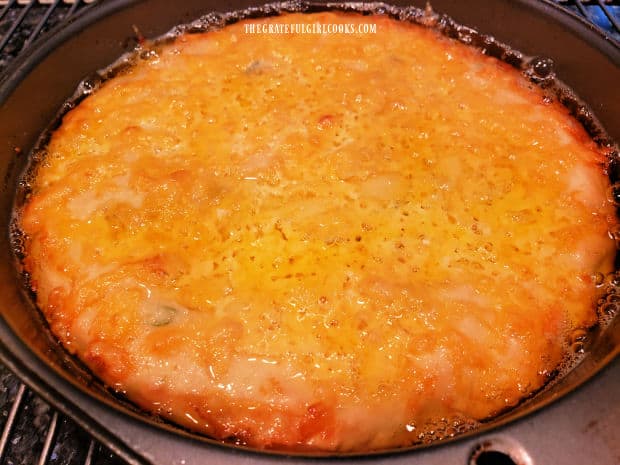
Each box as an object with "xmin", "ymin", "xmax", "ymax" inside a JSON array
[
  {"xmin": 0, "ymin": 1, "xmax": 618, "ymax": 464},
  {"xmin": 0, "ymin": 0, "xmax": 96, "ymax": 71},
  {"xmin": 0, "ymin": 364, "xmax": 124, "ymax": 464},
  {"xmin": 556, "ymin": 0, "xmax": 620, "ymax": 38}
]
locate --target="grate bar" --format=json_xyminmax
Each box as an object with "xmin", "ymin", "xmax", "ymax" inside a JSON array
[
  {"xmin": 22, "ymin": 0, "xmax": 61, "ymax": 48},
  {"xmin": 65, "ymin": 0, "xmax": 83, "ymax": 17},
  {"xmin": 0, "ymin": 0, "xmax": 17, "ymax": 22},
  {"xmin": 573, "ymin": 0, "xmax": 591, "ymax": 17},
  {"xmin": 37, "ymin": 410, "xmax": 58, "ymax": 465},
  {"xmin": 0, "ymin": 383, "xmax": 26, "ymax": 461},
  {"xmin": 0, "ymin": 0, "xmax": 33, "ymax": 53},
  {"xmin": 84, "ymin": 439, "xmax": 96, "ymax": 465},
  {"xmin": 597, "ymin": 0, "xmax": 620, "ymax": 30}
]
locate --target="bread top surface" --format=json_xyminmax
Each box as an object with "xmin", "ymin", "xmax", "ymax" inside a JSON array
[{"xmin": 19, "ymin": 12, "xmax": 617, "ymax": 451}]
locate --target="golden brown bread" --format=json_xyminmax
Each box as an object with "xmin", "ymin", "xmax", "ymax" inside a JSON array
[{"xmin": 19, "ymin": 12, "xmax": 617, "ymax": 451}]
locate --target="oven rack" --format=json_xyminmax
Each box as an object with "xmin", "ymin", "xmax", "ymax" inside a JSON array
[
  {"xmin": 0, "ymin": 1, "xmax": 619, "ymax": 465},
  {"xmin": 557, "ymin": 0, "xmax": 620, "ymax": 36}
]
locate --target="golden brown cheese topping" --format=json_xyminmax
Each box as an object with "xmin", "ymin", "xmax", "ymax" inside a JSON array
[{"xmin": 19, "ymin": 12, "xmax": 618, "ymax": 452}]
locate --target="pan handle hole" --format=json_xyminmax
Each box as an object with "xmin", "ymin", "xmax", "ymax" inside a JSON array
[
  {"xmin": 473, "ymin": 450, "xmax": 518, "ymax": 465},
  {"xmin": 469, "ymin": 437, "xmax": 534, "ymax": 465}
]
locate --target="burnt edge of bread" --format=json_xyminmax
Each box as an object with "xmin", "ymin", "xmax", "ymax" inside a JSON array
[{"xmin": 8, "ymin": 1, "xmax": 620, "ymax": 454}]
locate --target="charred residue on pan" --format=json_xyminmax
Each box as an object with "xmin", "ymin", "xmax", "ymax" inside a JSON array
[{"xmin": 8, "ymin": 0, "xmax": 620, "ymax": 454}]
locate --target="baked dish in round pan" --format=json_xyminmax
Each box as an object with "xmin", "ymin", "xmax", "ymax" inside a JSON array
[{"xmin": 14, "ymin": 7, "xmax": 619, "ymax": 453}]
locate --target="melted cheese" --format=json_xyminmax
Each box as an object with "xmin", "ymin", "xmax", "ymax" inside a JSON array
[{"xmin": 19, "ymin": 12, "xmax": 617, "ymax": 452}]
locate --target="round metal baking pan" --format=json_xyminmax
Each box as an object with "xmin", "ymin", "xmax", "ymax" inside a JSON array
[{"xmin": 0, "ymin": 0, "xmax": 618, "ymax": 463}]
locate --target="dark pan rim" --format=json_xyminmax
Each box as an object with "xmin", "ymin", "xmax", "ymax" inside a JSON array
[{"xmin": 0, "ymin": 0, "xmax": 618, "ymax": 461}]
